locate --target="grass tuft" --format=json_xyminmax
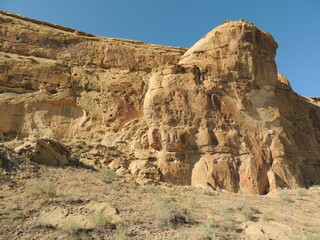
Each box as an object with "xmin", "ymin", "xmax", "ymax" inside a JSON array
[
  {"xmin": 156, "ymin": 197, "xmax": 192, "ymax": 227},
  {"xmin": 88, "ymin": 210, "xmax": 114, "ymax": 229},
  {"xmin": 26, "ymin": 180, "xmax": 57, "ymax": 198}
]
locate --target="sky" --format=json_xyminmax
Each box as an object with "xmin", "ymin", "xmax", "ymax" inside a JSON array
[{"xmin": 1, "ymin": 0, "xmax": 319, "ymax": 97}]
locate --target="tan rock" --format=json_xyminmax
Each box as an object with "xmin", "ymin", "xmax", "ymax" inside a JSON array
[
  {"xmin": 143, "ymin": 20, "xmax": 320, "ymax": 194},
  {"xmin": 37, "ymin": 202, "xmax": 119, "ymax": 230},
  {"xmin": 1, "ymin": 12, "xmax": 320, "ymax": 194},
  {"xmin": 15, "ymin": 139, "xmax": 71, "ymax": 166},
  {"xmin": 129, "ymin": 160, "xmax": 160, "ymax": 182}
]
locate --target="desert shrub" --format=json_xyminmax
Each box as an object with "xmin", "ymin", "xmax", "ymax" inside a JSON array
[
  {"xmin": 202, "ymin": 206, "xmax": 239, "ymax": 239},
  {"xmin": 189, "ymin": 196, "xmax": 198, "ymax": 209},
  {"xmin": 202, "ymin": 187, "xmax": 215, "ymax": 196},
  {"xmin": 202, "ymin": 218, "xmax": 221, "ymax": 240},
  {"xmin": 26, "ymin": 180, "xmax": 57, "ymax": 198},
  {"xmin": 235, "ymin": 199, "xmax": 255, "ymax": 221},
  {"xmin": 0, "ymin": 209, "xmax": 23, "ymax": 219},
  {"xmin": 8, "ymin": 210, "xmax": 22, "ymax": 219},
  {"xmin": 111, "ymin": 181, "xmax": 120, "ymax": 191},
  {"xmin": 127, "ymin": 181, "xmax": 138, "ymax": 190},
  {"xmin": 88, "ymin": 210, "xmax": 113, "ymax": 229},
  {"xmin": 104, "ymin": 150, "xmax": 120, "ymax": 158},
  {"xmin": 277, "ymin": 189, "xmax": 294, "ymax": 202},
  {"xmin": 155, "ymin": 198, "xmax": 192, "ymax": 227},
  {"xmin": 62, "ymin": 218, "xmax": 82, "ymax": 234},
  {"xmin": 262, "ymin": 210, "xmax": 274, "ymax": 221},
  {"xmin": 78, "ymin": 234, "xmax": 90, "ymax": 240},
  {"xmin": 101, "ymin": 169, "xmax": 119, "ymax": 184},
  {"xmin": 296, "ymin": 188, "xmax": 307, "ymax": 198},
  {"xmin": 306, "ymin": 231, "xmax": 320, "ymax": 240},
  {"xmin": 219, "ymin": 205, "xmax": 235, "ymax": 231},
  {"xmin": 113, "ymin": 223, "xmax": 128, "ymax": 240},
  {"xmin": 138, "ymin": 186, "xmax": 156, "ymax": 194},
  {"xmin": 288, "ymin": 230, "xmax": 320, "ymax": 240}
]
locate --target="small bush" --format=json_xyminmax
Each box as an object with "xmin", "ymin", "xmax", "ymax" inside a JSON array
[
  {"xmin": 306, "ymin": 231, "xmax": 320, "ymax": 240},
  {"xmin": 156, "ymin": 198, "xmax": 192, "ymax": 227},
  {"xmin": 202, "ymin": 206, "xmax": 239, "ymax": 239},
  {"xmin": 189, "ymin": 196, "xmax": 198, "ymax": 209},
  {"xmin": 202, "ymin": 218, "xmax": 221, "ymax": 240},
  {"xmin": 88, "ymin": 210, "xmax": 113, "ymax": 229},
  {"xmin": 288, "ymin": 231, "xmax": 320, "ymax": 240},
  {"xmin": 0, "ymin": 209, "xmax": 23, "ymax": 219},
  {"xmin": 219, "ymin": 205, "xmax": 235, "ymax": 231},
  {"xmin": 8, "ymin": 210, "xmax": 23, "ymax": 219},
  {"xmin": 113, "ymin": 223, "xmax": 128, "ymax": 240},
  {"xmin": 277, "ymin": 189, "xmax": 293, "ymax": 202},
  {"xmin": 79, "ymin": 234, "xmax": 90, "ymax": 240},
  {"xmin": 202, "ymin": 187, "xmax": 215, "ymax": 196},
  {"xmin": 296, "ymin": 188, "xmax": 307, "ymax": 198},
  {"xmin": 235, "ymin": 199, "xmax": 255, "ymax": 221},
  {"xmin": 26, "ymin": 180, "xmax": 57, "ymax": 198},
  {"xmin": 262, "ymin": 210, "xmax": 274, "ymax": 221},
  {"xmin": 111, "ymin": 181, "xmax": 120, "ymax": 191},
  {"xmin": 104, "ymin": 150, "xmax": 120, "ymax": 159},
  {"xmin": 127, "ymin": 181, "xmax": 138, "ymax": 190},
  {"xmin": 63, "ymin": 218, "xmax": 82, "ymax": 234},
  {"xmin": 101, "ymin": 169, "xmax": 119, "ymax": 184}
]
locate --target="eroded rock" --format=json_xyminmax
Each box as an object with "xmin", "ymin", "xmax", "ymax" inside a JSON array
[
  {"xmin": 15, "ymin": 139, "xmax": 71, "ymax": 166},
  {"xmin": 1, "ymin": 12, "xmax": 320, "ymax": 194}
]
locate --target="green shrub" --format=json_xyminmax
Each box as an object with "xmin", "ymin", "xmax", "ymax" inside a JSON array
[
  {"xmin": 26, "ymin": 180, "xmax": 57, "ymax": 198},
  {"xmin": 113, "ymin": 223, "xmax": 128, "ymax": 240},
  {"xmin": 0, "ymin": 209, "xmax": 23, "ymax": 219},
  {"xmin": 88, "ymin": 210, "xmax": 113, "ymax": 229},
  {"xmin": 101, "ymin": 169, "xmax": 119, "ymax": 184},
  {"xmin": 235, "ymin": 199, "xmax": 255, "ymax": 221},
  {"xmin": 156, "ymin": 198, "xmax": 192, "ymax": 227},
  {"xmin": 202, "ymin": 218, "xmax": 221, "ymax": 240},
  {"xmin": 296, "ymin": 188, "xmax": 307, "ymax": 198},
  {"xmin": 277, "ymin": 189, "xmax": 293, "ymax": 202}
]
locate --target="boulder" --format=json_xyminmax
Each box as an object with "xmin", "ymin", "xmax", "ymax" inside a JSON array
[{"xmin": 15, "ymin": 138, "xmax": 71, "ymax": 166}]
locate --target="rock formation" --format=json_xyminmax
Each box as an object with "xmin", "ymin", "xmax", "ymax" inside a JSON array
[
  {"xmin": 1, "ymin": 11, "xmax": 320, "ymax": 194},
  {"xmin": 15, "ymin": 138, "xmax": 71, "ymax": 166}
]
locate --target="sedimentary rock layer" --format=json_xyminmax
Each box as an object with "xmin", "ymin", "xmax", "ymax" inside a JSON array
[{"xmin": 1, "ymin": 11, "xmax": 320, "ymax": 194}]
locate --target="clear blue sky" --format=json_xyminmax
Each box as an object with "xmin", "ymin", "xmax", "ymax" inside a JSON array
[{"xmin": 1, "ymin": 0, "xmax": 319, "ymax": 97}]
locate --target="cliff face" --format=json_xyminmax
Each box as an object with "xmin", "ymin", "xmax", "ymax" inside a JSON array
[
  {"xmin": 1, "ymin": 11, "xmax": 320, "ymax": 194},
  {"xmin": 0, "ymin": 10, "xmax": 185, "ymax": 142}
]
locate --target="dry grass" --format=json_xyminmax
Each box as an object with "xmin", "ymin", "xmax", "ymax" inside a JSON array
[
  {"xmin": 62, "ymin": 218, "xmax": 83, "ymax": 235},
  {"xmin": 0, "ymin": 209, "xmax": 23, "ymax": 219},
  {"xmin": 26, "ymin": 180, "xmax": 57, "ymax": 198},
  {"xmin": 88, "ymin": 210, "xmax": 114, "ymax": 229},
  {"xmin": 155, "ymin": 197, "xmax": 193, "ymax": 227},
  {"xmin": 1, "ymin": 165, "xmax": 320, "ymax": 240},
  {"xmin": 100, "ymin": 168, "xmax": 120, "ymax": 184}
]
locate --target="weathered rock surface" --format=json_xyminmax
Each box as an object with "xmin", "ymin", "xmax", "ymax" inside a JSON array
[
  {"xmin": 1, "ymin": 11, "xmax": 320, "ymax": 193},
  {"xmin": 15, "ymin": 139, "xmax": 71, "ymax": 166}
]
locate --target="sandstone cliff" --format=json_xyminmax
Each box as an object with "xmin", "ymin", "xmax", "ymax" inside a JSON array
[{"xmin": 1, "ymin": 11, "xmax": 320, "ymax": 194}]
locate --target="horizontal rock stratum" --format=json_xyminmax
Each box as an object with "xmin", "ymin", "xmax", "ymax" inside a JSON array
[{"xmin": 1, "ymin": 11, "xmax": 320, "ymax": 194}]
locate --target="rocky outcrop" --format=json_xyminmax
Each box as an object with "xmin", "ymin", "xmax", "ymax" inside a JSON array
[
  {"xmin": 144, "ymin": 20, "xmax": 320, "ymax": 194},
  {"xmin": 15, "ymin": 139, "xmax": 71, "ymax": 166},
  {"xmin": 1, "ymin": 11, "xmax": 320, "ymax": 194},
  {"xmin": 0, "ymin": 10, "xmax": 185, "ymax": 144}
]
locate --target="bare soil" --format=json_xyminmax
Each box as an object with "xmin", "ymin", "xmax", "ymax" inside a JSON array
[{"xmin": 1, "ymin": 160, "xmax": 320, "ymax": 240}]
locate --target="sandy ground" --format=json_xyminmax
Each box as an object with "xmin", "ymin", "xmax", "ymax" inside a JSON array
[{"xmin": 1, "ymin": 161, "xmax": 320, "ymax": 240}]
